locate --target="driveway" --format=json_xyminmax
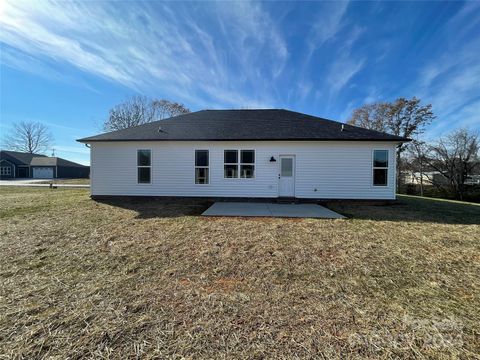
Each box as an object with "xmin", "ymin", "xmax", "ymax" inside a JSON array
[
  {"xmin": 202, "ymin": 202, "xmax": 345, "ymax": 219},
  {"xmin": 0, "ymin": 179, "xmax": 48, "ymax": 185}
]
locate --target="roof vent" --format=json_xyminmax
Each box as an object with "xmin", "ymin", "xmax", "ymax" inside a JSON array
[
  {"xmin": 341, "ymin": 124, "xmax": 345, "ymax": 131},
  {"xmin": 158, "ymin": 125, "xmax": 163, "ymax": 133}
]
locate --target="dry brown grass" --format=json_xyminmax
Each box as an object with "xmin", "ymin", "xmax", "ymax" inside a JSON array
[
  {"xmin": 36, "ymin": 178, "xmax": 90, "ymax": 185},
  {"xmin": 0, "ymin": 188, "xmax": 479, "ymax": 359}
]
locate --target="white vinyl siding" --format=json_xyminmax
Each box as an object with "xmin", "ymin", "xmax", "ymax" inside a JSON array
[{"xmin": 89, "ymin": 141, "xmax": 398, "ymax": 200}]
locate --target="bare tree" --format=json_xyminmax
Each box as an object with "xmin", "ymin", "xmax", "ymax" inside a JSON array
[
  {"xmin": 3, "ymin": 121, "xmax": 53, "ymax": 154},
  {"xmin": 347, "ymin": 102, "xmax": 391, "ymax": 132},
  {"xmin": 405, "ymin": 139, "xmax": 430, "ymax": 196},
  {"xmin": 152, "ymin": 99, "xmax": 190, "ymax": 120},
  {"xmin": 348, "ymin": 97, "xmax": 435, "ymax": 189},
  {"xmin": 427, "ymin": 128, "xmax": 479, "ymax": 200},
  {"xmin": 103, "ymin": 96, "xmax": 190, "ymax": 132}
]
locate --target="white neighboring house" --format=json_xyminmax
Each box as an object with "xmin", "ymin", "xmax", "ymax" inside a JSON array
[{"xmin": 78, "ymin": 109, "xmax": 409, "ymax": 200}]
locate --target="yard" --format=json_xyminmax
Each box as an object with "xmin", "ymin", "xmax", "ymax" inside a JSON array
[
  {"xmin": 36, "ymin": 178, "xmax": 90, "ymax": 185},
  {"xmin": 0, "ymin": 187, "xmax": 479, "ymax": 359}
]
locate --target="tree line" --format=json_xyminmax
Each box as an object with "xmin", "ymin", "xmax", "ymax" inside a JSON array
[
  {"xmin": 1, "ymin": 97, "xmax": 190, "ymax": 154},
  {"xmin": 348, "ymin": 97, "xmax": 479, "ymax": 201}
]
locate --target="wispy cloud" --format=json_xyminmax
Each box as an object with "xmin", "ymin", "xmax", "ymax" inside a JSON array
[
  {"xmin": 307, "ymin": 1, "xmax": 349, "ymax": 56},
  {"xmin": 0, "ymin": 0, "xmax": 287, "ymax": 108},
  {"xmin": 415, "ymin": 2, "xmax": 480, "ymax": 137},
  {"xmin": 326, "ymin": 26, "xmax": 366, "ymax": 101},
  {"xmin": 1, "ymin": 0, "xmax": 478, "ymax": 139}
]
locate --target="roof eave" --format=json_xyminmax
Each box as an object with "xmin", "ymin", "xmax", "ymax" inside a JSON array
[{"xmin": 77, "ymin": 137, "xmax": 410, "ymax": 143}]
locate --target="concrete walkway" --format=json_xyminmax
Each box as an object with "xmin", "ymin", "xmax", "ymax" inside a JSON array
[{"xmin": 202, "ymin": 202, "xmax": 345, "ymax": 219}]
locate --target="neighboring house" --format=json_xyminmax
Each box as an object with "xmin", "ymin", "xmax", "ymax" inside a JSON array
[
  {"xmin": 403, "ymin": 171, "xmax": 480, "ymax": 186},
  {"xmin": 77, "ymin": 109, "xmax": 409, "ymax": 200},
  {"xmin": 402, "ymin": 171, "xmax": 448, "ymax": 186},
  {"xmin": 0, "ymin": 150, "xmax": 89, "ymax": 179},
  {"xmin": 465, "ymin": 175, "xmax": 480, "ymax": 185}
]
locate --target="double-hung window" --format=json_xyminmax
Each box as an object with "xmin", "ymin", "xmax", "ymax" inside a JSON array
[
  {"xmin": 224, "ymin": 150, "xmax": 255, "ymax": 178},
  {"xmin": 240, "ymin": 150, "xmax": 255, "ymax": 178},
  {"xmin": 373, "ymin": 150, "xmax": 388, "ymax": 186},
  {"xmin": 195, "ymin": 150, "xmax": 209, "ymax": 184},
  {"xmin": 224, "ymin": 150, "xmax": 238, "ymax": 178},
  {"xmin": 137, "ymin": 149, "xmax": 151, "ymax": 184}
]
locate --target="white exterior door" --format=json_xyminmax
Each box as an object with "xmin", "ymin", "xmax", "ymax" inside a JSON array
[
  {"xmin": 278, "ymin": 155, "xmax": 295, "ymax": 197},
  {"xmin": 32, "ymin": 167, "xmax": 54, "ymax": 179}
]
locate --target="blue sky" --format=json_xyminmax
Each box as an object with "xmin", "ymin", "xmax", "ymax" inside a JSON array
[{"xmin": 1, "ymin": 1, "xmax": 479, "ymax": 165}]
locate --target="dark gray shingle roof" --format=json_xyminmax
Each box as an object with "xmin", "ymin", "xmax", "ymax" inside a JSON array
[
  {"xmin": 1, "ymin": 150, "xmax": 87, "ymax": 168},
  {"xmin": 0, "ymin": 150, "xmax": 46, "ymax": 165},
  {"xmin": 77, "ymin": 109, "xmax": 409, "ymax": 143}
]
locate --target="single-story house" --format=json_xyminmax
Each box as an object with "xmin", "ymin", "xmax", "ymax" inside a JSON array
[
  {"xmin": 0, "ymin": 150, "xmax": 90, "ymax": 179},
  {"xmin": 77, "ymin": 109, "xmax": 409, "ymax": 200},
  {"xmin": 402, "ymin": 171, "xmax": 447, "ymax": 186}
]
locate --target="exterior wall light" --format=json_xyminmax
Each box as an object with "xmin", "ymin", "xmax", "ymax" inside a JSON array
[{"xmin": 270, "ymin": 156, "xmax": 277, "ymax": 162}]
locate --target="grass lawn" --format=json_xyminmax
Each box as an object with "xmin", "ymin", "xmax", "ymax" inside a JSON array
[{"xmin": 1, "ymin": 188, "xmax": 479, "ymax": 358}]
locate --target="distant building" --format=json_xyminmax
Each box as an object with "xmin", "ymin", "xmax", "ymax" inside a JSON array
[
  {"xmin": 402, "ymin": 171, "xmax": 447, "ymax": 185},
  {"xmin": 403, "ymin": 171, "xmax": 480, "ymax": 186},
  {"xmin": 0, "ymin": 150, "xmax": 89, "ymax": 179}
]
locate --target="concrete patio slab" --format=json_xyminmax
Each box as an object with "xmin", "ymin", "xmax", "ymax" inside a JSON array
[{"xmin": 202, "ymin": 202, "xmax": 345, "ymax": 219}]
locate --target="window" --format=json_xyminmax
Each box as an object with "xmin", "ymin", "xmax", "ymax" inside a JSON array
[
  {"xmin": 137, "ymin": 149, "xmax": 151, "ymax": 184},
  {"xmin": 1, "ymin": 166, "xmax": 11, "ymax": 176},
  {"xmin": 240, "ymin": 150, "xmax": 255, "ymax": 178},
  {"xmin": 195, "ymin": 150, "xmax": 209, "ymax": 184},
  {"xmin": 280, "ymin": 158, "xmax": 293, "ymax": 177},
  {"xmin": 224, "ymin": 150, "xmax": 255, "ymax": 178},
  {"xmin": 373, "ymin": 150, "xmax": 388, "ymax": 186},
  {"xmin": 224, "ymin": 150, "xmax": 238, "ymax": 178}
]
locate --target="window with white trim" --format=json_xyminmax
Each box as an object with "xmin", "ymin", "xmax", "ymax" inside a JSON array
[
  {"xmin": 1, "ymin": 166, "xmax": 11, "ymax": 176},
  {"xmin": 373, "ymin": 150, "xmax": 388, "ymax": 186},
  {"xmin": 224, "ymin": 150, "xmax": 255, "ymax": 178},
  {"xmin": 240, "ymin": 150, "xmax": 255, "ymax": 178},
  {"xmin": 137, "ymin": 149, "xmax": 151, "ymax": 184},
  {"xmin": 195, "ymin": 150, "xmax": 209, "ymax": 184}
]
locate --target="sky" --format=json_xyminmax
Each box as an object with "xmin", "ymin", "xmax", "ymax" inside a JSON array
[{"xmin": 0, "ymin": 0, "xmax": 479, "ymax": 165}]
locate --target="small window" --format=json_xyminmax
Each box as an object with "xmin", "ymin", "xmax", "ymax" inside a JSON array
[
  {"xmin": 281, "ymin": 158, "xmax": 293, "ymax": 177},
  {"xmin": 373, "ymin": 150, "xmax": 388, "ymax": 186},
  {"xmin": 240, "ymin": 150, "xmax": 255, "ymax": 178},
  {"xmin": 224, "ymin": 150, "xmax": 238, "ymax": 178},
  {"xmin": 1, "ymin": 166, "xmax": 11, "ymax": 176},
  {"xmin": 195, "ymin": 150, "xmax": 209, "ymax": 184},
  {"xmin": 137, "ymin": 149, "xmax": 151, "ymax": 183}
]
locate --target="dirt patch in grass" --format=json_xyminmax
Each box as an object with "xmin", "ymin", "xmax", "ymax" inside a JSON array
[{"xmin": 0, "ymin": 188, "xmax": 479, "ymax": 358}]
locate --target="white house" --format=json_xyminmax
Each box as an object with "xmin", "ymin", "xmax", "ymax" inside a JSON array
[{"xmin": 78, "ymin": 109, "xmax": 409, "ymax": 200}]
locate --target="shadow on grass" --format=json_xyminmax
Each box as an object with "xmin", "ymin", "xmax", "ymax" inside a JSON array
[
  {"xmin": 94, "ymin": 197, "xmax": 213, "ymax": 219},
  {"xmin": 326, "ymin": 195, "xmax": 480, "ymax": 225},
  {"xmin": 94, "ymin": 195, "xmax": 480, "ymax": 224}
]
